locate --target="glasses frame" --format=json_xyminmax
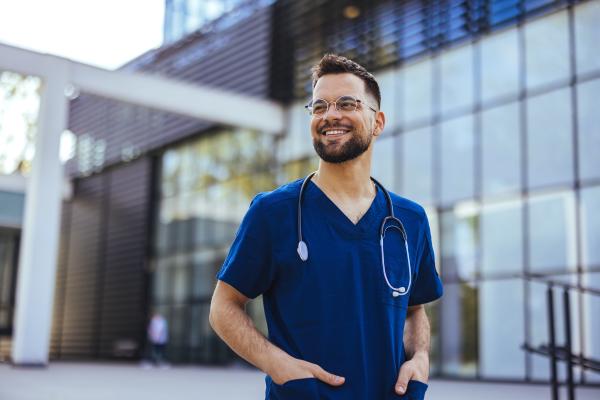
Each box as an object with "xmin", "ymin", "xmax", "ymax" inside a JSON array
[{"xmin": 305, "ymin": 95, "xmax": 378, "ymax": 118}]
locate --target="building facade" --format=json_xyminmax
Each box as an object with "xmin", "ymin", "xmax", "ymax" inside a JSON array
[{"xmin": 1, "ymin": 0, "xmax": 599, "ymax": 386}]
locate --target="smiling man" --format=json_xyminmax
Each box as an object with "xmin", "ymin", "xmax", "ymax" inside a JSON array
[{"xmin": 210, "ymin": 54, "xmax": 443, "ymax": 399}]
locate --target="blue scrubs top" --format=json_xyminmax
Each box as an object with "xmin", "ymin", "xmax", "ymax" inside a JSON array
[{"xmin": 217, "ymin": 178, "xmax": 443, "ymax": 399}]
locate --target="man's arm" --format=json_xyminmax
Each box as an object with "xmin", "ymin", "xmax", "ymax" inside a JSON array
[
  {"xmin": 395, "ymin": 304, "xmax": 430, "ymax": 395},
  {"xmin": 209, "ymin": 280, "xmax": 345, "ymax": 386}
]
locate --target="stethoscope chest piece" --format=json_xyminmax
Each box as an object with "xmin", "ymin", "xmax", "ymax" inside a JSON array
[{"xmin": 297, "ymin": 240, "xmax": 308, "ymax": 261}]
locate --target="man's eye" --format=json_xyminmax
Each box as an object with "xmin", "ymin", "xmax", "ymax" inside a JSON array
[
  {"xmin": 312, "ymin": 103, "xmax": 327, "ymax": 113},
  {"xmin": 338, "ymin": 100, "xmax": 356, "ymax": 111}
]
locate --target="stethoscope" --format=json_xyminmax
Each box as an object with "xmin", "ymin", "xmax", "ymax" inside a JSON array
[{"xmin": 296, "ymin": 172, "xmax": 412, "ymax": 297}]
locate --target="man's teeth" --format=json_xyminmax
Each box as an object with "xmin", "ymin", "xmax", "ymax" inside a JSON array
[{"xmin": 325, "ymin": 130, "xmax": 348, "ymax": 136}]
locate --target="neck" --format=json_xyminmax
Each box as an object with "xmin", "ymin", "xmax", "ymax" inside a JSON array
[{"xmin": 313, "ymin": 151, "xmax": 374, "ymax": 199}]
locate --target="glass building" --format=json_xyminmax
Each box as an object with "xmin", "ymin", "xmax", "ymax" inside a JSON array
[
  {"xmin": 151, "ymin": 0, "xmax": 600, "ymax": 383},
  {"xmin": 0, "ymin": 0, "xmax": 598, "ymax": 388},
  {"xmin": 163, "ymin": 0, "xmax": 260, "ymax": 43}
]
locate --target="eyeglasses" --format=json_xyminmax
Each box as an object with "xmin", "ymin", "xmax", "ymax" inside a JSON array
[{"xmin": 305, "ymin": 95, "xmax": 378, "ymax": 118}]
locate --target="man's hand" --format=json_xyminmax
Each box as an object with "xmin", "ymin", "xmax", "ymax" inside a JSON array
[
  {"xmin": 395, "ymin": 351, "xmax": 429, "ymax": 395},
  {"xmin": 269, "ymin": 356, "xmax": 345, "ymax": 387}
]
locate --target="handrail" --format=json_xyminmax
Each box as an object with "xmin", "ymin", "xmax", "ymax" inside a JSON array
[
  {"xmin": 520, "ymin": 273, "xmax": 600, "ymax": 400},
  {"xmin": 518, "ymin": 273, "xmax": 600, "ymax": 296}
]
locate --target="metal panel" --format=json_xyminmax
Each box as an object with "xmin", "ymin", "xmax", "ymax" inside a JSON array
[
  {"xmin": 65, "ymin": 5, "xmax": 274, "ymax": 179},
  {"xmin": 51, "ymin": 157, "xmax": 152, "ymax": 360}
]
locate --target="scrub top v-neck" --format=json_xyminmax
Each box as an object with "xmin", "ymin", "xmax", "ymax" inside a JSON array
[{"xmin": 217, "ymin": 178, "xmax": 443, "ymax": 399}]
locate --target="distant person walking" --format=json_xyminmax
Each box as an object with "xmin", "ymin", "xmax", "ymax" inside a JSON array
[{"xmin": 148, "ymin": 312, "xmax": 169, "ymax": 366}]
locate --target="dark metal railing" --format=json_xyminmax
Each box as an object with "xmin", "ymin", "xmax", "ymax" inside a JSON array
[{"xmin": 521, "ymin": 274, "xmax": 600, "ymax": 400}]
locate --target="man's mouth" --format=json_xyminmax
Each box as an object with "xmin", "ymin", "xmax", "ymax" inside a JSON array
[{"xmin": 320, "ymin": 127, "xmax": 351, "ymax": 137}]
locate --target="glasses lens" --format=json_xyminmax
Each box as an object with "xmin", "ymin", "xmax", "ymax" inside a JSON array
[
  {"xmin": 311, "ymin": 99, "xmax": 328, "ymax": 115},
  {"xmin": 336, "ymin": 96, "xmax": 358, "ymax": 112}
]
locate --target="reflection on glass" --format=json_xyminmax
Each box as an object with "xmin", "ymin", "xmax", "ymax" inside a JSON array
[
  {"xmin": 441, "ymin": 203, "xmax": 479, "ymax": 281},
  {"xmin": 372, "ymin": 136, "xmax": 397, "ymax": 191},
  {"xmin": 282, "ymin": 157, "xmax": 319, "ymax": 182},
  {"xmin": 192, "ymin": 250, "xmax": 220, "ymax": 299},
  {"xmin": 440, "ymin": 115, "xmax": 475, "ymax": 205},
  {"xmin": 524, "ymin": 11, "xmax": 570, "ymax": 90},
  {"xmin": 480, "ymin": 29, "xmax": 520, "ymax": 103},
  {"xmin": 580, "ymin": 186, "xmax": 600, "ymax": 268},
  {"xmin": 403, "ymin": 59, "xmax": 433, "ymax": 126},
  {"xmin": 528, "ymin": 191, "xmax": 577, "ymax": 273},
  {"xmin": 481, "ymin": 102, "xmax": 521, "ymax": 197},
  {"xmin": 426, "ymin": 300, "xmax": 441, "ymax": 375},
  {"xmin": 481, "ymin": 199, "xmax": 523, "ymax": 276},
  {"xmin": 374, "ymin": 69, "xmax": 400, "ymax": 131},
  {"xmin": 153, "ymin": 127, "xmax": 276, "ymax": 364},
  {"xmin": 402, "ymin": 126, "xmax": 433, "ymax": 205},
  {"xmin": 577, "ymin": 79, "xmax": 600, "ymax": 182},
  {"xmin": 440, "ymin": 43, "xmax": 474, "ymax": 116},
  {"xmin": 280, "ymin": 101, "xmax": 314, "ymax": 163},
  {"xmin": 168, "ymin": 304, "xmax": 189, "ymax": 361},
  {"xmin": 479, "ymin": 279, "xmax": 525, "ymax": 379},
  {"xmin": 153, "ymin": 260, "xmax": 172, "ymax": 303},
  {"xmin": 527, "ymin": 88, "xmax": 573, "ymax": 189},
  {"xmin": 440, "ymin": 282, "xmax": 478, "ymax": 377},
  {"xmin": 575, "ymin": 1, "xmax": 600, "ymax": 76}
]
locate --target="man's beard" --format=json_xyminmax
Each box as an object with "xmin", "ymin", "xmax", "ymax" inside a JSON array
[{"xmin": 313, "ymin": 125, "xmax": 372, "ymax": 164}]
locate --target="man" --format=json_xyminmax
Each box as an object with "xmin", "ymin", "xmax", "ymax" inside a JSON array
[
  {"xmin": 147, "ymin": 311, "xmax": 168, "ymax": 367},
  {"xmin": 210, "ymin": 54, "xmax": 443, "ymax": 399}
]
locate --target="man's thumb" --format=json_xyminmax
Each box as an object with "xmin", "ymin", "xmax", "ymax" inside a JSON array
[
  {"xmin": 395, "ymin": 364, "xmax": 412, "ymax": 394},
  {"xmin": 312, "ymin": 365, "xmax": 345, "ymax": 386}
]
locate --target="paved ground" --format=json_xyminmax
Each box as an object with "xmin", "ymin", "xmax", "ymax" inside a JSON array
[{"xmin": 0, "ymin": 362, "xmax": 599, "ymax": 400}]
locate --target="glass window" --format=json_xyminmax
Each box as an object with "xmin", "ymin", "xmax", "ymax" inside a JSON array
[
  {"xmin": 440, "ymin": 43, "xmax": 474, "ymax": 116},
  {"xmin": 582, "ymin": 271, "xmax": 600, "ymax": 383},
  {"xmin": 279, "ymin": 101, "xmax": 314, "ymax": 164},
  {"xmin": 153, "ymin": 259, "xmax": 173, "ymax": 304},
  {"xmin": 402, "ymin": 126, "xmax": 433, "ymax": 205},
  {"xmin": 481, "ymin": 102, "xmax": 521, "ymax": 197},
  {"xmin": 279, "ymin": 106, "xmax": 306, "ymax": 163},
  {"xmin": 441, "ymin": 203, "xmax": 479, "ymax": 281},
  {"xmin": 480, "ymin": 28, "xmax": 520, "ymax": 104},
  {"xmin": 440, "ymin": 282, "xmax": 478, "ymax": 377},
  {"xmin": 481, "ymin": 199, "xmax": 523, "ymax": 276},
  {"xmin": 577, "ymin": 79, "xmax": 600, "ymax": 182},
  {"xmin": 192, "ymin": 250, "xmax": 219, "ymax": 299},
  {"xmin": 402, "ymin": 58, "xmax": 433, "ymax": 127},
  {"xmin": 172, "ymin": 261, "xmax": 190, "ymax": 304},
  {"xmin": 528, "ymin": 191, "xmax": 577, "ymax": 273},
  {"xmin": 372, "ymin": 136, "xmax": 397, "ymax": 191},
  {"xmin": 580, "ymin": 186, "xmax": 600, "ymax": 269},
  {"xmin": 479, "ymin": 279, "xmax": 525, "ymax": 379},
  {"xmin": 527, "ymin": 88, "xmax": 574, "ymax": 190},
  {"xmin": 524, "ymin": 10, "xmax": 570, "ymax": 90},
  {"xmin": 374, "ymin": 68, "xmax": 400, "ymax": 132},
  {"xmin": 440, "ymin": 115, "xmax": 475, "ymax": 205},
  {"xmin": 575, "ymin": 1, "xmax": 600, "ymax": 77}
]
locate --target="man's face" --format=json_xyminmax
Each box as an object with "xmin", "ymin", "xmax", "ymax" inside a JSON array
[{"xmin": 310, "ymin": 73, "xmax": 380, "ymax": 164}]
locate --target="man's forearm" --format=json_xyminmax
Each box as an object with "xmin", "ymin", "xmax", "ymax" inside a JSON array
[
  {"xmin": 403, "ymin": 305, "xmax": 430, "ymax": 359},
  {"xmin": 209, "ymin": 299, "xmax": 289, "ymax": 375}
]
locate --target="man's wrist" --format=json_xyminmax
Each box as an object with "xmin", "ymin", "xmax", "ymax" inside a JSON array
[{"xmin": 410, "ymin": 350, "xmax": 429, "ymax": 363}]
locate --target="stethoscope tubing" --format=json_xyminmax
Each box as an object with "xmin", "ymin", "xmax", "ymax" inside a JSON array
[{"xmin": 297, "ymin": 172, "xmax": 412, "ymax": 296}]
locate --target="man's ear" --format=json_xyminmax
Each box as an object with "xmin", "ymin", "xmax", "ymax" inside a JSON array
[{"xmin": 372, "ymin": 111, "xmax": 386, "ymax": 137}]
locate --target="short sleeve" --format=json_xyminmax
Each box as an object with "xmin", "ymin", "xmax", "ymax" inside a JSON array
[
  {"xmin": 408, "ymin": 212, "xmax": 443, "ymax": 306},
  {"xmin": 216, "ymin": 194, "xmax": 276, "ymax": 299}
]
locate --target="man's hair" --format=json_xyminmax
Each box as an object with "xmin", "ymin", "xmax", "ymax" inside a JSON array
[{"xmin": 311, "ymin": 54, "xmax": 381, "ymax": 108}]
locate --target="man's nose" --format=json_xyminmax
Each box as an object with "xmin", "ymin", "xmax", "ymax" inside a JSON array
[{"xmin": 322, "ymin": 104, "xmax": 342, "ymax": 121}]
